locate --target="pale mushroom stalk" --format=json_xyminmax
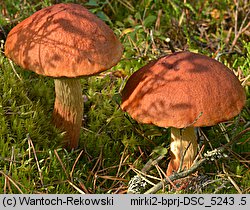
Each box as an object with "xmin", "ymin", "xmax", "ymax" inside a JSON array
[
  {"xmin": 52, "ymin": 78, "xmax": 83, "ymax": 149},
  {"xmin": 166, "ymin": 127, "xmax": 198, "ymax": 176}
]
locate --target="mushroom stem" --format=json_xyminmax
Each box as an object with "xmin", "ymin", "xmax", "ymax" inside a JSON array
[
  {"xmin": 166, "ymin": 127, "xmax": 198, "ymax": 176},
  {"xmin": 52, "ymin": 78, "xmax": 83, "ymax": 149}
]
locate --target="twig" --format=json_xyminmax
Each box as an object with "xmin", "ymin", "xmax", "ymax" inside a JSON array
[
  {"xmin": 54, "ymin": 149, "xmax": 70, "ymax": 180},
  {"xmin": 6, "ymin": 147, "xmax": 15, "ymax": 193},
  {"xmin": 154, "ymin": 164, "xmax": 165, "ymax": 192},
  {"xmin": 199, "ymin": 128, "xmax": 220, "ymax": 171},
  {"xmin": 70, "ymin": 150, "xmax": 84, "ymax": 181},
  {"xmin": 219, "ymin": 123, "xmax": 230, "ymax": 143},
  {"xmin": 115, "ymin": 145, "xmax": 128, "ymax": 180},
  {"xmin": 0, "ymin": 170, "xmax": 23, "ymax": 193},
  {"xmin": 179, "ymin": 0, "xmax": 187, "ymax": 26},
  {"xmin": 141, "ymin": 155, "xmax": 165, "ymax": 173},
  {"xmin": 67, "ymin": 180, "xmax": 85, "ymax": 194},
  {"xmin": 116, "ymin": 0, "xmax": 134, "ymax": 12},
  {"xmin": 155, "ymin": 164, "xmax": 178, "ymax": 191},
  {"xmin": 76, "ymin": 178, "xmax": 89, "ymax": 194},
  {"xmin": 132, "ymin": 167, "xmax": 161, "ymax": 183},
  {"xmin": 184, "ymin": 112, "xmax": 203, "ymax": 128},
  {"xmin": 234, "ymin": 0, "xmax": 239, "ymax": 36},
  {"xmin": 155, "ymin": 9, "xmax": 162, "ymax": 30},
  {"xmin": 229, "ymin": 9, "xmax": 250, "ymax": 52},
  {"xmin": 222, "ymin": 163, "xmax": 242, "ymax": 194},
  {"xmin": 242, "ymin": 75, "xmax": 250, "ymax": 86},
  {"xmin": 27, "ymin": 134, "xmax": 44, "ymax": 186},
  {"xmin": 87, "ymin": 149, "xmax": 104, "ymax": 192},
  {"xmin": 8, "ymin": 59, "xmax": 23, "ymax": 81},
  {"xmin": 177, "ymin": 140, "xmax": 191, "ymax": 173},
  {"xmin": 109, "ymin": 146, "xmax": 130, "ymax": 189},
  {"xmin": 194, "ymin": 144, "xmax": 205, "ymax": 164}
]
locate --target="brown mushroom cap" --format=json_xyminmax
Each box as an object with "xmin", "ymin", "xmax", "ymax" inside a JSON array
[
  {"xmin": 121, "ymin": 51, "xmax": 246, "ymax": 128},
  {"xmin": 5, "ymin": 3, "xmax": 123, "ymax": 77}
]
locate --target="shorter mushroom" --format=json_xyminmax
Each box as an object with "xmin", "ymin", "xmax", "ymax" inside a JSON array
[
  {"xmin": 121, "ymin": 51, "xmax": 246, "ymax": 178},
  {"xmin": 5, "ymin": 3, "xmax": 123, "ymax": 149}
]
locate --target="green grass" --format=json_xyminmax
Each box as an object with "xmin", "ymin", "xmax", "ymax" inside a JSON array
[{"xmin": 0, "ymin": 0, "xmax": 249, "ymax": 194}]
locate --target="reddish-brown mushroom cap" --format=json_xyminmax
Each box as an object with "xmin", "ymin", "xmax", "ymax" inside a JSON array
[
  {"xmin": 5, "ymin": 3, "xmax": 123, "ymax": 77},
  {"xmin": 121, "ymin": 51, "xmax": 246, "ymax": 128},
  {"xmin": 4, "ymin": 3, "xmax": 123, "ymax": 149}
]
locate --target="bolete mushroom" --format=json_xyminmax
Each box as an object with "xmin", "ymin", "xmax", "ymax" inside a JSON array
[
  {"xmin": 121, "ymin": 51, "xmax": 246, "ymax": 176},
  {"xmin": 5, "ymin": 3, "xmax": 123, "ymax": 149}
]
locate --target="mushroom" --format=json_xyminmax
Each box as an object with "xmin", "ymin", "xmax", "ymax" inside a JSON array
[
  {"xmin": 121, "ymin": 51, "xmax": 246, "ymax": 176},
  {"xmin": 5, "ymin": 3, "xmax": 123, "ymax": 149}
]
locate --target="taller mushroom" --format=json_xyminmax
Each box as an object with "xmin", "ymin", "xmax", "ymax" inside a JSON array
[
  {"xmin": 121, "ymin": 51, "xmax": 246, "ymax": 176},
  {"xmin": 5, "ymin": 3, "xmax": 123, "ymax": 149}
]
